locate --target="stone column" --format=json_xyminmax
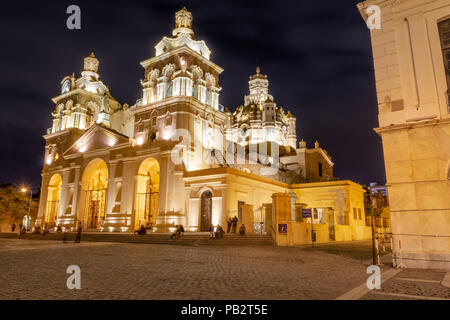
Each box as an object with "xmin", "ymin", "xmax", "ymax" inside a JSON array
[
  {"xmin": 185, "ymin": 187, "xmax": 191, "ymax": 229},
  {"xmin": 36, "ymin": 173, "xmax": 51, "ymax": 226},
  {"xmin": 156, "ymin": 152, "xmax": 171, "ymax": 231},
  {"xmin": 105, "ymin": 162, "xmax": 117, "ymax": 215},
  {"xmin": 71, "ymin": 167, "xmax": 81, "ymax": 225},
  {"xmin": 120, "ymin": 160, "xmax": 137, "ymax": 226},
  {"xmin": 58, "ymin": 169, "xmax": 71, "ymax": 219}
]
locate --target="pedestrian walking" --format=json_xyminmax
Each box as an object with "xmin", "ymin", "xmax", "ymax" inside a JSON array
[
  {"xmin": 11, "ymin": 223, "xmax": 16, "ymax": 232},
  {"xmin": 75, "ymin": 225, "xmax": 82, "ymax": 243},
  {"xmin": 226, "ymin": 218, "xmax": 232, "ymax": 233}
]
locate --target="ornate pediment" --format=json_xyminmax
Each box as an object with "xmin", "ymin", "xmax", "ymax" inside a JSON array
[{"xmin": 63, "ymin": 124, "xmax": 131, "ymax": 158}]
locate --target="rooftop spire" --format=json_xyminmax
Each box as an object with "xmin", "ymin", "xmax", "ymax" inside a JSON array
[
  {"xmin": 83, "ymin": 52, "xmax": 99, "ymax": 73},
  {"xmin": 82, "ymin": 52, "xmax": 99, "ymax": 80},
  {"xmin": 173, "ymin": 6, "xmax": 194, "ymax": 37}
]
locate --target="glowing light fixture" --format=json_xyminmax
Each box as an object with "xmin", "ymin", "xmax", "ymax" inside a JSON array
[
  {"xmin": 108, "ymin": 139, "xmax": 116, "ymax": 147},
  {"xmin": 163, "ymin": 127, "xmax": 173, "ymax": 140},
  {"xmin": 79, "ymin": 145, "xmax": 87, "ymax": 152},
  {"xmin": 136, "ymin": 136, "xmax": 144, "ymax": 146}
]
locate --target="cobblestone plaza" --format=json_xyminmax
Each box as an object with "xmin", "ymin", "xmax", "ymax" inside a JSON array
[{"xmin": 0, "ymin": 239, "xmax": 448, "ymax": 300}]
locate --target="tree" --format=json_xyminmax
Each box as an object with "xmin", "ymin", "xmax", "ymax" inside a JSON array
[
  {"xmin": 363, "ymin": 185, "xmax": 386, "ymax": 218},
  {"xmin": 0, "ymin": 184, "xmax": 38, "ymax": 225}
]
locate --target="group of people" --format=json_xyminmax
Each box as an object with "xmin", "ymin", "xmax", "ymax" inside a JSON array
[
  {"xmin": 209, "ymin": 224, "xmax": 225, "ymax": 239},
  {"xmin": 134, "ymin": 222, "xmax": 154, "ymax": 235},
  {"xmin": 226, "ymin": 216, "xmax": 246, "ymax": 235},
  {"xmin": 11, "ymin": 221, "xmax": 82, "ymax": 243},
  {"xmin": 208, "ymin": 217, "xmax": 247, "ymax": 239},
  {"xmin": 226, "ymin": 216, "xmax": 239, "ymax": 233},
  {"xmin": 11, "ymin": 223, "xmax": 27, "ymax": 235},
  {"xmin": 170, "ymin": 225, "xmax": 185, "ymax": 240}
]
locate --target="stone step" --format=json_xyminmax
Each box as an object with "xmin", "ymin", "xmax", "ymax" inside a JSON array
[{"xmin": 0, "ymin": 232, "xmax": 273, "ymax": 246}]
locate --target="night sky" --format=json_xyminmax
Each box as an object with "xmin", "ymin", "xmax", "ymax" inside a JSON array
[{"xmin": 0, "ymin": 0, "xmax": 385, "ymax": 191}]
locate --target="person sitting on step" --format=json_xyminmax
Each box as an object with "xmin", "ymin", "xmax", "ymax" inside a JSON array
[
  {"xmin": 209, "ymin": 224, "xmax": 215, "ymax": 239},
  {"xmin": 170, "ymin": 225, "xmax": 180, "ymax": 240},
  {"xmin": 239, "ymin": 224, "xmax": 246, "ymax": 235},
  {"xmin": 134, "ymin": 225, "xmax": 146, "ymax": 235},
  {"xmin": 215, "ymin": 225, "xmax": 225, "ymax": 239}
]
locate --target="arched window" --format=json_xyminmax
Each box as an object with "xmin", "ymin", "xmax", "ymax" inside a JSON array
[
  {"xmin": 166, "ymin": 78, "xmax": 173, "ymax": 97},
  {"xmin": 193, "ymin": 82, "xmax": 198, "ymax": 100}
]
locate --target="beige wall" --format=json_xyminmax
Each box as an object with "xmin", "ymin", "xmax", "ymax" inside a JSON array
[{"xmin": 359, "ymin": 0, "xmax": 450, "ymax": 268}]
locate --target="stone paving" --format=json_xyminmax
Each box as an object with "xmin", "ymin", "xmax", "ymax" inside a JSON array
[
  {"xmin": 360, "ymin": 268, "xmax": 450, "ymax": 300},
  {"xmin": 0, "ymin": 239, "xmax": 448, "ymax": 300}
]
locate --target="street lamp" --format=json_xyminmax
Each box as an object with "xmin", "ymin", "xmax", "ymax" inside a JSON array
[
  {"xmin": 21, "ymin": 187, "xmax": 33, "ymax": 231},
  {"xmin": 369, "ymin": 186, "xmax": 377, "ymax": 266}
]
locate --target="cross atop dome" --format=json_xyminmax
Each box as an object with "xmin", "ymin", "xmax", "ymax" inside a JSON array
[{"xmin": 173, "ymin": 6, "xmax": 194, "ymax": 37}]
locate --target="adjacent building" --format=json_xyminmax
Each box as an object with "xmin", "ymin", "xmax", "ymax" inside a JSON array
[{"xmin": 358, "ymin": 0, "xmax": 450, "ymax": 268}]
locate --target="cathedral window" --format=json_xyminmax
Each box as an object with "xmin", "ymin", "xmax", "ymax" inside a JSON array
[
  {"xmin": 438, "ymin": 18, "xmax": 450, "ymax": 108},
  {"xmin": 318, "ymin": 162, "xmax": 323, "ymax": 177},
  {"xmin": 193, "ymin": 82, "xmax": 198, "ymax": 99},
  {"xmin": 165, "ymin": 114, "xmax": 172, "ymax": 126},
  {"xmin": 166, "ymin": 78, "xmax": 173, "ymax": 97}
]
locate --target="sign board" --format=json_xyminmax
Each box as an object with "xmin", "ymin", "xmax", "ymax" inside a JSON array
[
  {"xmin": 302, "ymin": 208, "xmax": 312, "ymax": 218},
  {"xmin": 278, "ymin": 224, "xmax": 288, "ymax": 234}
]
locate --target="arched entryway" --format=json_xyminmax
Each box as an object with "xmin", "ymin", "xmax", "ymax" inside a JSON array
[
  {"xmin": 44, "ymin": 173, "xmax": 62, "ymax": 227},
  {"xmin": 135, "ymin": 158, "xmax": 160, "ymax": 230},
  {"xmin": 81, "ymin": 159, "xmax": 108, "ymax": 229},
  {"xmin": 200, "ymin": 190, "xmax": 212, "ymax": 231}
]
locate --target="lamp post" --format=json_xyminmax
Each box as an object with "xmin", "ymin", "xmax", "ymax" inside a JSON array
[
  {"xmin": 369, "ymin": 186, "xmax": 377, "ymax": 266},
  {"xmin": 21, "ymin": 187, "xmax": 33, "ymax": 231}
]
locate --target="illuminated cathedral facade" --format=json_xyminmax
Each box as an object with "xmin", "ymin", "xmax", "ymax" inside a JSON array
[{"xmin": 37, "ymin": 8, "xmax": 369, "ymax": 239}]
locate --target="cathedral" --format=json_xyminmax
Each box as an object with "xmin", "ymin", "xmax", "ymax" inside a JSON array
[{"xmin": 37, "ymin": 7, "xmax": 371, "ymax": 242}]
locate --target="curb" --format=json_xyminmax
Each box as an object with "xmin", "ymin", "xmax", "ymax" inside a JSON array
[
  {"xmin": 442, "ymin": 271, "xmax": 450, "ymax": 288},
  {"xmin": 335, "ymin": 268, "xmax": 403, "ymax": 300}
]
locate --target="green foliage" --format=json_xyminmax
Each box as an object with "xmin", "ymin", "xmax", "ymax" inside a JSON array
[{"xmin": 0, "ymin": 184, "xmax": 38, "ymax": 225}]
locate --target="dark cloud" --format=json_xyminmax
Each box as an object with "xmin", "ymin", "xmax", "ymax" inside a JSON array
[{"xmin": 0, "ymin": 0, "xmax": 385, "ymax": 189}]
